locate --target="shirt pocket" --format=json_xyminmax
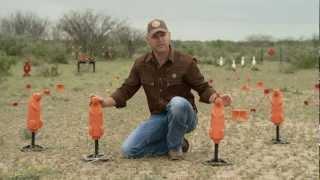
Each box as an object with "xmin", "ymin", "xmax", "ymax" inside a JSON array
[
  {"xmin": 141, "ymin": 78, "xmax": 155, "ymax": 87},
  {"xmin": 165, "ymin": 79, "xmax": 186, "ymax": 97},
  {"xmin": 166, "ymin": 79, "xmax": 183, "ymax": 87}
]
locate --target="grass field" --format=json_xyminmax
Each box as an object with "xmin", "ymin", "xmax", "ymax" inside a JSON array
[{"xmin": 0, "ymin": 59, "xmax": 318, "ymax": 180}]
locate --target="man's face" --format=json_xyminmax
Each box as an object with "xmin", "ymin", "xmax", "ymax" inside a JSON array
[{"xmin": 146, "ymin": 31, "xmax": 171, "ymax": 54}]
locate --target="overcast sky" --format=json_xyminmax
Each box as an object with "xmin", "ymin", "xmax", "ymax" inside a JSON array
[{"xmin": 0, "ymin": 0, "xmax": 318, "ymax": 41}]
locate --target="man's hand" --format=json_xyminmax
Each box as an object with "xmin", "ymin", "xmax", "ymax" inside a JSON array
[
  {"xmin": 89, "ymin": 94, "xmax": 116, "ymax": 108},
  {"xmin": 209, "ymin": 93, "xmax": 232, "ymax": 106},
  {"xmin": 221, "ymin": 94, "xmax": 232, "ymax": 106}
]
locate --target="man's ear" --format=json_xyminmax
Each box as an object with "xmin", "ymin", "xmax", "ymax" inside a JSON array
[{"xmin": 145, "ymin": 36, "xmax": 149, "ymax": 43}]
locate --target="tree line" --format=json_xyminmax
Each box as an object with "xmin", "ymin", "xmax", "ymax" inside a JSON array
[{"xmin": 0, "ymin": 9, "xmax": 145, "ymax": 58}]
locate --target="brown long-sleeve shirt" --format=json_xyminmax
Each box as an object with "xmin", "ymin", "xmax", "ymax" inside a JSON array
[{"xmin": 110, "ymin": 49, "xmax": 216, "ymax": 114}]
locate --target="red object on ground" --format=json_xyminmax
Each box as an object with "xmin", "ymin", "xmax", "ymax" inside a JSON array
[
  {"xmin": 89, "ymin": 96, "xmax": 104, "ymax": 140},
  {"xmin": 241, "ymin": 84, "xmax": 250, "ymax": 92},
  {"xmin": 250, "ymin": 108, "xmax": 256, "ymax": 112},
  {"xmin": 56, "ymin": 84, "xmax": 64, "ymax": 92},
  {"xmin": 271, "ymin": 89, "xmax": 284, "ymax": 126},
  {"xmin": 267, "ymin": 48, "xmax": 276, "ymax": 56},
  {"xmin": 23, "ymin": 62, "xmax": 31, "ymax": 77},
  {"xmin": 209, "ymin": 97, "xmax": 225, "ymax": 144},
  {"xmin": 27, "ymin": 93, "xmax": 43, "ymax": 132},
  {"xmin": 43, "ymin": 88, "xmax": 50, "ymax": 95},
  {"xmin": 264, "ymin": 88, "xmax": 272, "ymax": 95},
  {"xmin": 256, "ymin": 81, "xmax": 264, "ymax": 89},
  {"xmin": 232, "ymin": 109, "xmax": 249, "ymax": 122},
  {"xmin": 26, "ymin": 84, "xmax": 31, "ymax": 89}
]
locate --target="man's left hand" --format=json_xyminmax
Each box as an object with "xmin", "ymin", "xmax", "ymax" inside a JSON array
[{"xmin": 221, "ymin": 94, "xmax": 232, "ymax": 106}]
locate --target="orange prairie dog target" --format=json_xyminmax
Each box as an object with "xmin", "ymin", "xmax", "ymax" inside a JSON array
[
  {"xmin": 89, "ymin": 96, "xmax": 104, "ymax": 140},
  {"xmin": 23, "ymin": 61, "xmax": 31, "ymax": 76},
  {"xmin": 209, "ymin": 97, "xmax": 225, "ymax": 144},
  {"xmin": 27, "ymin": 93, "xmax": 43, "ymax": 132},
  {"xmin": 271, "ymin": 89, "xmax": 284, "ymax": 126}
]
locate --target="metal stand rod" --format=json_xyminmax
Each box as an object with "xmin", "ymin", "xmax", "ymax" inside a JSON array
[
  {"xmin": 95, "ymin": 140, "xmax": 99, "ymax": 157},
  {"xmin": 203, "ymin": 143, "xmax": 230, "ymax": 166},
  {"xmin": 21, "ymin": 132, "xmax": 44, "ymax": 152},
  {"xmin": 272, "ymin": 125, "xmax": 289, "ymax": 144},
  {"xmin": 31, "ymin": 132, "xmax": 35, "ymax": 146},
  {"xmin": 214, "ymin": 143, "xmax": 219, "ymax": 161},
  {"xmin": 276, "ymin": 125, "xmax": 280, "ymax": 142}
]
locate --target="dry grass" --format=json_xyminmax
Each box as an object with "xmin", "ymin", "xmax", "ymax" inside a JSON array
[{"xmin": 0, "ymin": 59, "xmax": 318, "ymax": 180}]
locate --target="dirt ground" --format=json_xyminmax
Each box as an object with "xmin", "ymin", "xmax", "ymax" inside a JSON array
[{"xmin": 0, "ymin": 60, "xmax": 318, "ymax": 179}]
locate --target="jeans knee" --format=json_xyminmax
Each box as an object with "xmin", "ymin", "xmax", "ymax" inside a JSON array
[
  {"xmin": 121, "ymin": 142, "xmax": 132, "ymax": 156},
  {"xmin": 121, "ymin": 143, "xmax": 140, "ymax": 158},
  {"xmin": 168, "ymin": 96, "xmax": 191, "ymax": 114}
]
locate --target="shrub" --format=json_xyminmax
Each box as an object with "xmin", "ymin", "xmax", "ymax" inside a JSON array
[
  {"xmin": 0, "ymin": 34, "xmax": 27, "ymax": 56},
  {"xmin": 290, "ymin": 51, "xmax": 317, "ymax": 69},
  {"xmin": 22, "ymin": 41, "xmax": 69, "ymax": 64},
  {"xmin": 199, "ymin": 56, "xmax": 214, "ymax": 65},
  {"xmin": 0, "ymin": 52, "xmax": 18, "ymax": 79}
]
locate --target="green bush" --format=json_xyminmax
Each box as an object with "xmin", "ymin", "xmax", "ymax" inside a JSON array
[
  {"xmin": 49, "ymin": 45, "xmax": 68, "ymax": 64},
  {"xmin": 22, "ymin": 41, "xmax": 50, "ymax": 58},
  {"xmin": 0, "ymin": 52, "xmax": 18, "ymax": 79},
  {"xmin": 0, "ymin": 35, "xmax": 27, "ymax": 56},
  {"xmin": 198, "ymin": 56, "xmax": 214, "ymax": 65},
  {"xmin": 22, "ymin": 41, "xmax": 69, "ymax": 64},
  {"xmin": 289, "ymin": 48, "xmax": 317, "ymax": 69}
]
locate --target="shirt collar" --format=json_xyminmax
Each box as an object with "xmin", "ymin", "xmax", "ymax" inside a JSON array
[{"xmin": 145, "ymin": 46, "xmax": 175, "ymax": 63}]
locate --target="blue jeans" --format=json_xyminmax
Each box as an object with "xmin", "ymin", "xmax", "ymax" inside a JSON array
[{"xmin": 121, "ymin": 96, "xmax": 197, "ymax": 158}]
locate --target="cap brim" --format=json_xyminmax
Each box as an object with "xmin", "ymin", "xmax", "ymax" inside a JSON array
[{"xmin": 148, "ymin": 28, "xmax": 168, "ymax": 36}]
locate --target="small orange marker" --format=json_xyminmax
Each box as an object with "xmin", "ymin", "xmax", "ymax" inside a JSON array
[
  {"xmin": 56, "ymin": 84, "xmax": 64, "ymax": 92},
  {"xmin": 256, "ymin": 81, "xmax": 264, "ymax": 89},
  {"xmin": 231, "ymin": 108, "xmax": 249, "ymax": 122},
  {"xmin": 43, "ymin": 89, "xmax": 50, "ymax": 96},
  {"xmin": 25, "ymin": 84, "xmax": 31, "ymax": 90},
  {"xmin": 23, "ymin": 61, "xmax": 31, "ymax": 77},
  {"xmin": 241, "ymin": 84, "xmax": 250, "ymax": 92}
]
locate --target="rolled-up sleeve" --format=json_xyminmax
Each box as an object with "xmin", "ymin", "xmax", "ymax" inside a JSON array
[
  {"xmin": 184, "ymin": 59, "xmax": 216, "ymax": 103},
  {"xmin": 110, "ymin": 62, "xmax": 141, "ymax": 108}
]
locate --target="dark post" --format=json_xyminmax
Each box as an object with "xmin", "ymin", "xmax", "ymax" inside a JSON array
[
  {"xmin": 31, "ymin": 132, "xmax": 35, "ymax": 146},
  {"xmin": 276, "ymin": 125, "xmax": 280, "ymax": 142},
  {"xmin": 279, "ymin": 47, "xmax": 283, "ymax": 72},
  {"xmin": 260, "ymin": 48, "xmax": 264, "ymax": 64},
  {"xmin": 94, "ymin": 140, "xmax": 99, "ymax": 157},
  {"xmin": 214, "ymin": 143, "xmax": 219, "ymax": 161}
]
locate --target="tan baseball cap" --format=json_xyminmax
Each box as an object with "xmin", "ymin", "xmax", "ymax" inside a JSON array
[{"xmin": 147, "ymin": 19, "xmax": 168, "ymax": 36}]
